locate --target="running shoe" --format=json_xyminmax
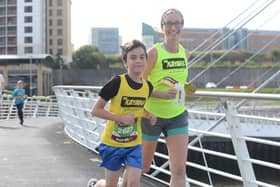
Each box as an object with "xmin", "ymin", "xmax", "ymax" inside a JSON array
[{"xmin": 87, "ymin": 178, "xmax": 98, "ymax": 187}]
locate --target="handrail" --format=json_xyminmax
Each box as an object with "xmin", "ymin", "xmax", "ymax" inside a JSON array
[
  {"xmin": 52, "ymin": 85, "xmax": 280, "ymax": 187},
  {"xmin": 0, "ymin": 95, "xmax": 59, "ymax": 120}
]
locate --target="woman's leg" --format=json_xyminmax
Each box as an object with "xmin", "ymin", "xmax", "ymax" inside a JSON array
[
  {"xmin": 142, "ymin": 140, "xmax": 158, "ymax": 173},
  {"xmin": 166, "ymin": 134, "xmax": 189, "ymax": 187}
]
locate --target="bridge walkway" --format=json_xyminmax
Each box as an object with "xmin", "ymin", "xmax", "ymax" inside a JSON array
[{"xmin": 0, "ymin": 118, "xmax": 164, "ymax": 187}]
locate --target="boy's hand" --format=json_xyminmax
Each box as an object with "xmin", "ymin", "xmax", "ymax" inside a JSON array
[{"xmin": 119, "ymin": 113, "xmax": 136, "ymax": 126}]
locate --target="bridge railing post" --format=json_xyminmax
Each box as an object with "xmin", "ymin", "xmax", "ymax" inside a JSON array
[{"xmin": 223, "ymin": 100, "xmax": 257, "ymax": 187}]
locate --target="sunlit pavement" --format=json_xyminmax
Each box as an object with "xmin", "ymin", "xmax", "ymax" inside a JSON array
[{"xmin": 0, "ymin": 118, "xmax": 163, "ymax": 187}]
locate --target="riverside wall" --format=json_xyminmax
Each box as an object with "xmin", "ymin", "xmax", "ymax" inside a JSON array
[{"xmin": 53, "ymin": 68, "xmax": 280, "ymax": 87}]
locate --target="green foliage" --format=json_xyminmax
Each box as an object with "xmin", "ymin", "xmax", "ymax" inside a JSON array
[
  {"xmin": 190, "ymin": 49, "xmax": 280, "ymax": 69},
  {"xmin": 71, "ymin": 45, "xmax": 108, "ymax": 69},
  {"xmin": 106, "ymin": 54, "xmax": 124, "ymax": 69},
  {"xmin": 266, "ymin": 49, "xmax": 280, "ymax": 62}
]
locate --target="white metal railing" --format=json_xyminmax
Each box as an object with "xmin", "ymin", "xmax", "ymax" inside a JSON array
[
  {"xmin": 0, "ymin": 95, "xmax": 59, "ymax": 121},
  {"xmin": 52, "ymin": 85, "xmax": 280, "ymax": 187}
]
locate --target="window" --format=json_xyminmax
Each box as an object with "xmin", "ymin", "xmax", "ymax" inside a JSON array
[
  {"xmin": 24, "ymin": 47, "xmax": 33, "ymax": 53},
  {"xmin": 57, "ymin": 29, "xmax": 63, "ymax": 36},
  {"xmin": 57, "ymin": 0, "xmax": 63, "ymax": 6},
  {"xmin": 24, "ymin": 37, "xmax": 32, "ymax": 43},
  {"xmin": 49, "ymin": 29, "xmax": 53, "ymax": 36},
  {"xmin": 57, "ymin": 19, "xmax": 63, "ymax": 26},
  {"xmin": 24, "ymin": 6, "xmax": 32, "ymax": 13},
  {"xmin": 24, "ymin": 16, "xmax": 32, "ymax": 23},
  {"xmin": 57, "ymin": 48, "xmax": 63, "ymax": 55},
  {"xmin": 49, "ymin": 49, "xmax": 53, "ymax": 54},
  {"xmin": 49, "ymin": 19, "xmax": 53, "ymax": 26},
  {"xmin": 24, "ymin": 27, "xmax": 32, "ymax": 33},
  {"xmin": 49, "ymin": 0, "xmax": 52, "ymax": 6},
  {"xmin": 49, "ymin": 9, "xmax": 52, "ymax": 16},
  {"xmin": 49, "ymin": 39, "xmax": 53, "ymax": 45},
  {"xmin": 57, "ymin": 38, "xmax": 63, "ymax": 45},
  {"xmin": 24, "ymin": 0, "xmax": 32, "ymax": 2},
  {"xmin": 57, "ymin": 9, "xmax": 62, "ymax": 16}
]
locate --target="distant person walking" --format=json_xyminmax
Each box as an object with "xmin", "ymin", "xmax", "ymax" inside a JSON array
[
  {"xmin": 0, "ymin": 73, "xmax": 4, "ymax": 96},
  {"xmin": 12, "ymin": 80, "xmax": 26, "ymax": 125}
]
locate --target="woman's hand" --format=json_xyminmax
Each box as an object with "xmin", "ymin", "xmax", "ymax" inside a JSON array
[
  {"xmin": 165, "ymin": 88, "xmax": 177, "ymax": 99},
  {"xmin": 143, "ymin": 110, "xmax": 157, "ymax": 125}
]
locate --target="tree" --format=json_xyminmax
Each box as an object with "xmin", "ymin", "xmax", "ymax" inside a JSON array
[
  {"xmin": 269, "ymin": 49, "xmax": 280, "ymax": 62},
  {"xmin": 71, "ymin": 45, "xmax": 107, "ymax": 69}
]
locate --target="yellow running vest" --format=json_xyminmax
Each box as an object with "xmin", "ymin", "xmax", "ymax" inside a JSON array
[
  {"xmin": 145, "ymin": 43, "xmax": 188, "ymax": 118},
  {"xmin": 101, "ymin": 74, "xmax": 149, "ymax": 147}
]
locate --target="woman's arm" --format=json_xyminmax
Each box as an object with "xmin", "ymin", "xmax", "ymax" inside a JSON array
[{"xmin": 142, "ymin": 47, "xmax": 157, "ymax": 80}]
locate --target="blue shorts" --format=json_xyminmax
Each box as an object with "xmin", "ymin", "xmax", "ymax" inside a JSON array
[
  {"xmin": 142, "ymin": 110, "xmax": 189, "ymax": 141},
  {"xmin": 98, "ymin": 144, "xmax": 142, "ymax": 171}
]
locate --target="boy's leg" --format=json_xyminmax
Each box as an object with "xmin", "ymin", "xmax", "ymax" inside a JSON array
[
  {"xmin": 123, "ymin": 166, "xmax": 141, "ymax": 187},
  {"xmin": 104, "ymin": 169, "xmax": 121, "ymax": 187},
  {"xmin": 91, "ymin": 169, "xmax": 120, "ymax": 187}
]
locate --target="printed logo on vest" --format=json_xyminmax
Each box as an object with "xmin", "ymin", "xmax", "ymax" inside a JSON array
[
  {"xmin": 121, "ymin": 96, "xmax": 146, "ymax": 107},
  {"xmin": 162, "ymin": 58, "xmax": 186, "ymax": 70}
]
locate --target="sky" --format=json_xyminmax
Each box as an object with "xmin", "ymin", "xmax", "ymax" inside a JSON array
[{"xmin": 71, "ymin": 0, "xmax": 280, "ymax": 50}]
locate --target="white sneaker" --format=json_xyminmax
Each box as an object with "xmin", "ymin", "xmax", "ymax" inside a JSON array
[
  {"xmin": 117, "ymin": 177, "xmax": 123, "ymax": 187},
  {"xmin": 87, "ymin": 178, "xmax": 98, "ymax": 187}
]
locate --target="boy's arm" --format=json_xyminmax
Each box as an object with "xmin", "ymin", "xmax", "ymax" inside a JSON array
[{"xmin": 91, "ymin": 97, "xmax": 136, "ymax": 126}]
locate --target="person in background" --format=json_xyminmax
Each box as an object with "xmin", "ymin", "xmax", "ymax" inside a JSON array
[
  {"xmin": 141, "ymin": 8, "xmax": 195, "ymax": 187},
  {"xmin": 12, "ymin": 80, "xmax": 26, "ymax": 125},
  {"xmin": 0, "ymin": 73, "xmax": 4, "ymax": 96},
  {"xmin": 88, "ymin": 39, "xmax": 156, "ymax": 187}
]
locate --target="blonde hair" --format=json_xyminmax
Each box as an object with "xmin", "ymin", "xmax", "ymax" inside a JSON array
[{"xmin": 17, "ymin": 80, "xmax": 23, "ymax": 85}]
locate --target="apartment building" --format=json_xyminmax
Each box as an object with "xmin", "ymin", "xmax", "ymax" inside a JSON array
[
  {"xmin": 0, "ymin": 0, "xmax": 46, "ymax": 54},
  {"xmin": 0, "ymin": 0, "xmax": 72, "ymax": 96},
  {"xmin": 47, "ymin": 0, "xmax": 72, "ymax": 63},
  {"xmin": 0, "ymin": 0, "xmax": 71, "ymax": 61}
]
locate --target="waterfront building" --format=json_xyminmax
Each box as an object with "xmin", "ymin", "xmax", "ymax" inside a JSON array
[
  {"xmin": 142, "ymin": 22, "xmax": 280, "ymax": 52},
  {"xmin": 90, "ymin": 27, "xmax": 120, "ymax": 55}
]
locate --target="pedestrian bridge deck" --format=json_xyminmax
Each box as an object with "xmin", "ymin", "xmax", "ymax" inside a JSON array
[{"xmin": 0, "ymin": 118, "xmax": 163, "ymax": 187}]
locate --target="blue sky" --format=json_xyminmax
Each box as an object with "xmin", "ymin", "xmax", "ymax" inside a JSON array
[{"xmin": 71, "ymin": 0, "xmax": 280, "ymax": 49}]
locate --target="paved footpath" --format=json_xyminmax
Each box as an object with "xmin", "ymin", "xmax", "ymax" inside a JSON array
[{"xmin": 0, "ymin": 118, "xmax": 165, "ymax": 187}]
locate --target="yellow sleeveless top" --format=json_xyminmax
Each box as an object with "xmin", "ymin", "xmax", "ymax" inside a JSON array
[
  {"xmin": 145, "ymin": 43, "xmax": 188, "ymax": 118},
  {"xmin": 101, "ymin": 74, "xmax": 149, "ymax": 147}
]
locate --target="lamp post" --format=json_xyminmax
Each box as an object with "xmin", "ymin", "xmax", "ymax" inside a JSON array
[
  {"xmin": 56, "ymin": 53, "xmax": 64, "ymax": 85},
  {"xmin": 29, "ymin": 55, "xmax": 32, "ymax": 96}
]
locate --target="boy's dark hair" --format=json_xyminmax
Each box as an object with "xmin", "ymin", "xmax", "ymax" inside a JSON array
[{"xmin": 120, "ymin": 39, "xmax": 147, "ymax": 61}]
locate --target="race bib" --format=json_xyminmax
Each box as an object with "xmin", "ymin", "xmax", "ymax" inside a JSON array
[
  {"xmin": 111, "ymin": 122, "xmax": 138, "ymax": 143},
  {"xmin": 172, "ymin": 83, "xmax": 185, "ymax": 106}
]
